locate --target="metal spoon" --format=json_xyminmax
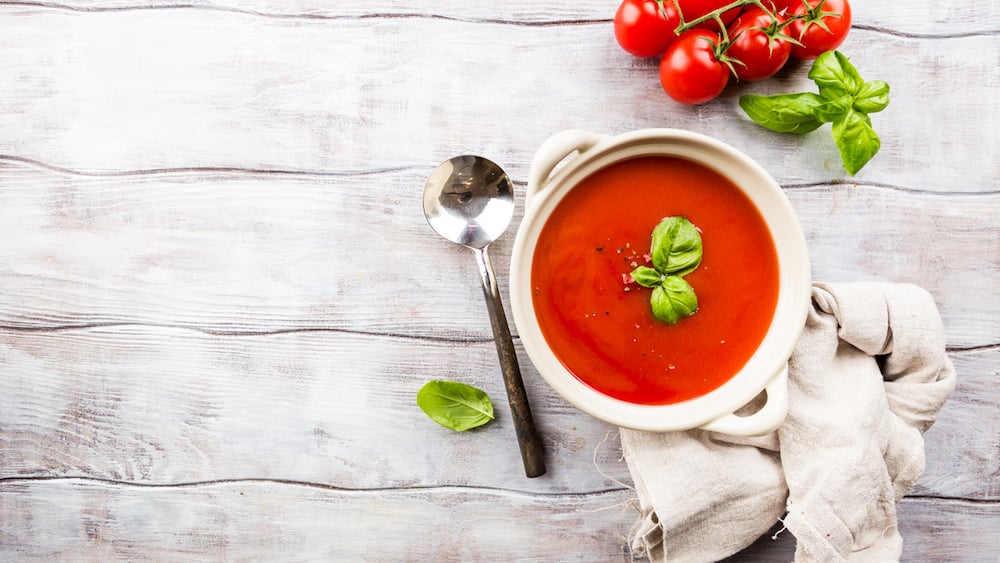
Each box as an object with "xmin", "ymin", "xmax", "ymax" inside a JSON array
[{"xmin": 423, "ymin": 155, "xmax": 546, "ymax": 478}]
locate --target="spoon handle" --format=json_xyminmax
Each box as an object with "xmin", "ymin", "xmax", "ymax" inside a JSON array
[{"xmin": 474, "ymin": 246, "xmax": 547, "ymax": 478}]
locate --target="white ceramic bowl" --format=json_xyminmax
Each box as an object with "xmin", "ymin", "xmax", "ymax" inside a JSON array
[{"xmin": 509, "ymin": 129, "xmax": 811, "ymax": 435}]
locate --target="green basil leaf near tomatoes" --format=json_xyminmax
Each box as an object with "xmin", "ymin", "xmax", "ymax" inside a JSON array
[
  {"xmin": 833, "ymin": 109, "xmax": 881, "ymax": 176},
  {"xmin": 739, "ymin": 93, "xmax": 827, "ymax": 134},
  {"xmin": 650, "ymin": 276, "xmax": 699, "ymax": 325},
  {"xmin": 739, "ymin": 50, "xmax": 888, "ymax": 176},
  {"xmin": 814, "ymin": 95, "xmax": 852, "ymax": 123},
  {"xmin": 808, "ymin": 50, "xmax": 863, "ymax": 99},
  {"xmin": 416, "ymin": 380, "xmax": 494, "ymax": 432},
  {"xmin": 630, "ymin": 265, "xmax": 664, "ymax": 288},
  {"xmin": 853, "ymin": 80, "xmax": 890, "ymax": 114},
  {"xmin": 650, "ymin": 216, "xmax": 703, "ymax": 276}
]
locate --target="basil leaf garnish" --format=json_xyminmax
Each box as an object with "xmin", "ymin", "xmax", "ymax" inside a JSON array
[
  {"xmin": 651, "ymin": 216, "xmax": 703, "ymax": 276},
  {"xmin": 630, "ymin": 265, "xmax": 664, "ymax": 288},
  {"xmin": 739, "ymin": 50, "xmax": 889, "ymax": 176},
  {"xmin": 833, "ymin": 109, "xmax": 881, "ymax": 176},
  {"xmin": 739, "ymin": 93, "xmax": 826, "ymax": 134},
  {"xmin": 416, "ymin": 380, "xmax": 494, "ymax": 432},
  {"xmin": 630, "ymin": 216, "xmax": 703, "ymax": 325},
  {"xmin": 650, "ymin": 276, "xmax": 699, "ymax": 325}
]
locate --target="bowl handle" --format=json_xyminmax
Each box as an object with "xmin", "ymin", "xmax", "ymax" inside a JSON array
[
  {"xmin": 526, "ymin": 130, "xmax": 606, "ymax": 204},
  {"xmin": 699, "ymin": 365, "xmax": 789, "ymax": 436}
]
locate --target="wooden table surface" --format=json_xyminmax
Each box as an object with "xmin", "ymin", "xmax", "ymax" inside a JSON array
[{"xmin": 1, "ymin": 0, "xmax": 997, "ymax": 560}]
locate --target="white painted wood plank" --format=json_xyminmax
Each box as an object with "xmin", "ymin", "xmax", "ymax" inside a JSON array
[
  {"xmin": 1, "ymin": 326, "xmax": 995, "ymax": 500},
  {"xmin": 730, "ymin": 496, "xmax": 1000, "ymax": 561},
  {"xmin": 16, "ymin": 0, "xmax": 1000, "ymax": 36},
  {"xmin": 0, "ymin": 325, "xmax": 632, "ymax": 493},
  {"xmin": 0, "ymin": 163, "xmax": 996, "ymax": 347},
  {"xmin": 791, "ymin": 185, "xmax": 1000, "ymax": 350},
  {"xmin": 0, "ymin": 479, "xmax": 996, "ymax": 561},
  {"xmin": 0, "ymin": 165, "xmax": 458, "ymax": 336},
  {"xmin": 0, "ymin": 479, "xmax": 640, "ymax": 561},
  {"xmin": 0, "ymin": 8, "xmax": 997, "ymax": 192},
  {"xmin": 911, "ymin": 347, "xmax": 1000, "ymax": 501}
]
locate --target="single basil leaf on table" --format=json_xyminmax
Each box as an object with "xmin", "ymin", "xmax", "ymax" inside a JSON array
[
  {"xmin": 650, "ymin": 276, "xmax": 699, "ymax": 325},
  {"xmin": 417, "ymin": 380, "xmax": 495, "ymax": 431},
  {"xmin": 833, "ymin": 109, "xmax": 881, "ymax": 176},
  {"xmin": 853, "ymin": 80, "xmax": 890, "ymax": 114},
  {"xmin": 738, "ymin": 93, "xmax": 827, "ymax": 134},
  {"xmin": 808, "ymin": 50, "xmax": 864, "ymax": 100},
  {"xmin": 630, "ymin": 265, "xmax": 664, "ymax": 288},
  {"xmin": 650, "ymin": 216, "xmax": 703, "ymax": 276}
]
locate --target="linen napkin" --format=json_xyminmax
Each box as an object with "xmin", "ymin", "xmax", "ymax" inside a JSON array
[{"xmin": 620, "ymin": 282, "xmax": 957, "ymax": 562}]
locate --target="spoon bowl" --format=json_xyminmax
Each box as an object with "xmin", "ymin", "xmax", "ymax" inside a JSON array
[
  {"xmin": 423, "ymin": 155, "xmax": 546, "ymax": 478},
  {"xmin": 423, "ymin": 155, "xmax": 515, "ymax": 250}
]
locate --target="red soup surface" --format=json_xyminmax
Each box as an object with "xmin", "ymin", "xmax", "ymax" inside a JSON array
[{"xmin": 531, "ymin": 156, "xmax": 780, "ymax": 405}]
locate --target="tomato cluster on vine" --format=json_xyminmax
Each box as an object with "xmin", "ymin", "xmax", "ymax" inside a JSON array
[{"xmin": 614, "ymin": 0, "xmax": 852, "ymax": 104}]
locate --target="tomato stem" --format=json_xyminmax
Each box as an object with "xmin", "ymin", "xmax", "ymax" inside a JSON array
[
  {"xmin": 673, "ymin": 0, "xmax": 818, "ymax": 37},
  {"xmin": 795, "ymin": 0, "xmax": 842, "ymax": 39},
  {"xmin": 662, "ymin": 0, "xmax": 836, "ymax": 80},
  {"xmin": 674, "ymin": 0, "xmax": 749, "ymax": 34}
]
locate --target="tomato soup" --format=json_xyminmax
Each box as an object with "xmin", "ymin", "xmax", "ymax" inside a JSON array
[{"xmin": 530, "ymin": 156, "xmax": 780, "ymax": 405}]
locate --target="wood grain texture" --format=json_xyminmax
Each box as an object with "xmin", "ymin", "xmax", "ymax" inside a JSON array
[
  {"xmin": 0, "ymin": 325, "xmax": 632, "ymax": 491},
  {"xmin": 1, "ymin": 480, "xmax": 997, "ymax": 561},
  {"xmin": 0, "ymin": 479, "xmax": 641, "ymax": 561},
  {"xmin": 1, "ymin": 163, "xmax": 997, "ymax": 347},
  {"xmin": 8, "ymin": 0, "xmax": 1000, "ymax": 36},
  {"xmin": 1, "ymin": 327, "xmax": 996, "ymax": 500},
  {"xmin": 1, "ymin": 0, "xmax": 997, "ymax": 559},
  {"xmin": 1, "ymin": 6, "xmax": 998, "ymax": 192}
]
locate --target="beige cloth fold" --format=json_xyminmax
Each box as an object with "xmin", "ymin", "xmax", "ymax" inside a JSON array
[{"xmin": 621, "ymin": 282, "xmax": 957, "ymax": 562}]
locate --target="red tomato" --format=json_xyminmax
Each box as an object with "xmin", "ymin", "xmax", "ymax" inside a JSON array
[
  {"xmin": 614, "ymin": 0, "xmax": 681, "ymax": 58},
  {"xmin": 725, "ymin": 8, "xmax": 791, "ymax": 82},
  {"xmin": 764, "ymin": 0, "xmax": 805, "ymax": 13},
  {"xmin": 675, "ymin": 0, "xmax": 741, "ymax": 31},
  {"xmin": 659, "ymin": 29, "xmax": 730, "ymax": 105},
  {"xmin": 788, "ymin": 0, "xmax": 852, "ymax": 59}
]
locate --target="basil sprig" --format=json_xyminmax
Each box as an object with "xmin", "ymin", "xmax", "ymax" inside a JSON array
[
  {"xmin": 417, "ymin": 380, "xmax": 494, "ymax": 431},
  {"xmin": 630, "ymin": 216, "xmax": 702, "ymax": 325},
  {"xmin": 739, "ymin": 51, "xmax": 890, "ymax": 175}
]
